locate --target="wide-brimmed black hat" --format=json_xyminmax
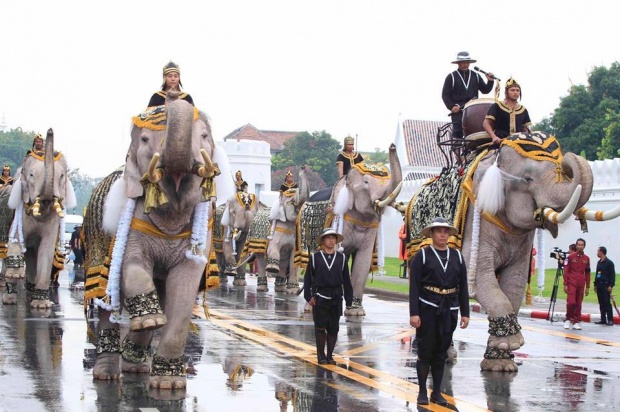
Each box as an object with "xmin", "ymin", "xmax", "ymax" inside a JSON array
[{"xmin": 421, "ymin": 217, "xmax": 457, "ymax": 238}]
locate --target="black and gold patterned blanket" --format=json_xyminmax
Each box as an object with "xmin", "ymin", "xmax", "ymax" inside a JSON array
[{"xmin": 242, "ymin": 208, "xmax": 271, "ymax": 257}]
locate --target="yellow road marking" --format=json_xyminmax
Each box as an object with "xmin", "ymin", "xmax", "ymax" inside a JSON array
[
  {"xmin": 204, "ymin": 309, "xmax": 489, "ymax": 412},
  {"xmin": 521, "ymin": 324, "xmax": 620, "ymax": 347}
]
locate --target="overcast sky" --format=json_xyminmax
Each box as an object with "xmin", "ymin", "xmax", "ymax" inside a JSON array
[{"xmin": 1, "ymin": 0, "xmax": 618, "ymax": 177}]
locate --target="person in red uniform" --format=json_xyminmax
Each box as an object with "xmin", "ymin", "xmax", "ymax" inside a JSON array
[{"xmin": 563, "ymin": 238, "xmax": 590, "ymax": 330}]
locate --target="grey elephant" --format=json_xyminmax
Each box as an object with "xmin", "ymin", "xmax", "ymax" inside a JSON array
[
  {"xmin": 405, "ymin": 132, "xmax": 593, "ymax": 372},
  {"xmin": 296, "ymin": 144, "xmax": 402, "ymax": 315},
  {"xmin": 265, "ymin": 170, "xmax": 309, "ymax": 293},
  {"xmin": 221, "ymin": 190, "xmax": 261, "ymax": 286},
  {"xmin": 84, "ymin": 92, "xmax": 229, "ymax": 389},
  {"xmin": 4, "ymin": 129, "xmax": 75, "ymax": 308}
]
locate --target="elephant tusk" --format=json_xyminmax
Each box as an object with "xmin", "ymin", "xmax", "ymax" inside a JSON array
[
  {"xmin": 147, "ymin": 153, "xmax": 163, "ymax": 183},
  {"xmin": 53, "ymin": 198, "xmax": 64, "ymax": 218},
  {"xmin": 32, "ymin": 196, "xmax": 41, "ymax": 217},
  {"xmin": 392, "ymin": 201, "xmax": 407, "ymax": 214},
  {"xmin": 194, "ymin": 149, "xmax": 214, "ymax": 178},
  {"xmin": 577, "ymin": 203, "xmax": 620, "ymax": 221},
  {"xmin": 375, "ymin": 182, "xmax": 403, "ymax": 209},
  {"xmin": 541, "ymin": 184, "xmax": 582, "ymax": 224}
]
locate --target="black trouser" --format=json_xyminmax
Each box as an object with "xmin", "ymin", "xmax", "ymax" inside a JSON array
[
  {"xmin": 450, "ymin": 112, "xmax": 463, "ymax": 139},
  {"xmin": 416, "ymin": 303, "xmax": 457, "ymax": 365},
  {"xmin": 596, "ymin": 285, "xmax": 613, "ymax": 323}
]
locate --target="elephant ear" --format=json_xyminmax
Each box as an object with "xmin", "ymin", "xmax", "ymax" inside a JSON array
[
  {"xmin": 103, "ymin": 178, "xmax": 128, "ymax": 235},
  {"xmin": 65, "ymin": 178, "xmax": 77, "ymax": 209},
  {"xmin": 20, "ymin": 164, "xmax": 30, "ymax": 204},
  {"xmin": 8, "ymin": 177, "xmax": 22, "ymax": 210},
  {"xmin": 221, "ymin": 202, "xmax": 231, "ymax": 227},
  {"xmin": 124, "ymin": 126, "xmax": 143, "ymax": 198},
  {"xmin": 333, "ymin": 186, "xmax": 350, "ymax": 215}
]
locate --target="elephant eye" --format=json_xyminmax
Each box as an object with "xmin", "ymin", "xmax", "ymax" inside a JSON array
[
  {"xmin": 524, "ymin": 177, "xmax": 533, "ymax": 183},
  {"xmin": 201, "ymin": 132, "xmax": 209, "ymax": 140},
  {"xmin": 141, "ymin": 135, "xmax": 149, "ymax": 143}
]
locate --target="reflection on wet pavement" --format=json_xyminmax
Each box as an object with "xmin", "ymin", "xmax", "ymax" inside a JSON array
[{"xmin": 0, "ymin": 272, "xmax": 618, "ymax": 411}]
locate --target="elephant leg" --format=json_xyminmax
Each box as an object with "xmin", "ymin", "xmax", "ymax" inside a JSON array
[
  {"xmin": 121, "ymin": 331, "xmax": 152, "ymax": 374},
  {"xmin": 274, "ymin": 275, "xmax": 287, "ymax": 292},
  {"xmin": 344, "ymin": 252, "xmax": 371, "ymax": 317},
  {"xmin": 5, "ymin": 250, "xmax": 25, "ymax": 279},
  {"xmin": 233, "ymin": 265, "xmax": 247, "ymax": 286},
  {"xmin": 2, "ymin": 281, "xmax": 18, "ymax": 305},
  {"xmin": 480, "ymin": 314, "xmax": 521, "ymax": 372},
  {"xmin": 93, "ymin": 310, "xmax": 121, "ymax": 380},
  {"xmin": 149, "ymin": 269, "xmax": 201, "ymax": 389},
  {"xmin": 123, "ymin": 263, "xmax": 167, "ymax": 332},
  {"xmin": 284, "ymin": 251, "xmax": 300, "ymax": 295},
  {"xmin": 256, "ymin": 256, "xmax": 269, "ymax": 292},
  {"xmin": 31, "ymin": 287, "xmax": 53, "ymax": 310}
]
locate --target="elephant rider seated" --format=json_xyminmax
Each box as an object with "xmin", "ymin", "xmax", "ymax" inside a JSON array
[
  {"xmin": 337, "ymin": 135, "xmax": 364, "ymax": 178},
  {"xmin": 268, "ymin": 171, "xmax": 298, "ymax": 239},
  {"xmin": 26, "ymin": 134, "xmax": 45, "ymax": 157},
  {"xmin": 482, "ymin": 77, "xmax": 532, "ymax": 146},
  {"xmin": 147, "ymin": 61, "xmax": 194, "ymax": 108},
  {"xmin": 234, "ymin": 170, "xmax": 248, "ymax": 193},
  {"xmin": 0, "ymin": 165, "xmax": 14, "ymax": 188}
]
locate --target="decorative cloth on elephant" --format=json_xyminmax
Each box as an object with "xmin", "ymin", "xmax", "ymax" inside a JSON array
[
  {"xmin": 25, "ymin": 150, "xmax": 64, "ymax": 163},
  {"xmin": 351, "ymin": 162, "xmax": 390, "ymax": 180},
  {"xmin": 241, "ymin": 207, "xmax": 271, "ymax": 258},
  {"xmin": 84, "ymin": 169, "xmax": 123, "ymax": 306},
  {"xmin": 0, "ymin": 188, "xmax": 14, "ymax": 258},
  {"xmin": 500, "ymin": 131, "xmax": 564, "ymax": 182},
  {"xmin": 131, "ymin": 105, "xmax": 200, "ymax": 131},
  {"xmin": 212, "ymin": 204, "xmax": 226, "ymax": 253},
  {"xmin": 234, "ymin": 191, "xmax": 256, "ymax": 211}
]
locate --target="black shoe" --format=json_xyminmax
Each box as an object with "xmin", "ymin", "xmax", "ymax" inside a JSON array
[
  {"xmin": 595, "ymin": 321, "xmax": 607, "ymax": 325},
  {"xmin": 607, "ymin": 322, "xmax": 614, "ymax": 326},
  {"xmin": 326, "ymin": 358, "xmax": 337, "ymax": 365},
  {"xmin": 417, "ymin": 392, "xmax": 429, "ymax": 405},
  {"xmin": 430, "ymin": 392, "xmax": 449, "ymax": 406},
  {"xmin": 318, "ymin": 359, "xmax": 329, "ymax": 365}
]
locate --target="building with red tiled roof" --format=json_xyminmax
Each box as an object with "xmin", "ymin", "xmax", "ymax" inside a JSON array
[
  {"xmin": 223, "ymin": 124, "xmax": 299, "ymax": 154},
  {"xmin": 394, "ymin": 118, "xmax": 448, "ymax": 182}
]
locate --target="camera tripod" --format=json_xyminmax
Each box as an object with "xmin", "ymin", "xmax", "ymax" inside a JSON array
[{"xmin": 546, "ymin": 261, "xmax": 564, "ymax": 322}]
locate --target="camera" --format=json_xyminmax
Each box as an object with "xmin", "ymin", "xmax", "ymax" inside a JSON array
[{"xmin": 549, "ymin": 247, "xmax": 566, "ymax": 260}]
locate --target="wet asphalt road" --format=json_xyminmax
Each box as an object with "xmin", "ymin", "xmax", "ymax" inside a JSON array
[{"xmin": 0, "ymin": 269, "xmax": 619, "ymax": 412}]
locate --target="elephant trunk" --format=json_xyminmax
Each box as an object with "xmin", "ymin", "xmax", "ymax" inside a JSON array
[
  {"xmin": 161, "ymin": 93, "xmax": 194, "ymax": 180},
  {"xmin": 544, "ymin": 154, "xmax": 591, "ymax": 215},
  {"xmin": 387, "ymin": 143, "xmax": 403, "ymax": 195},
  {"xmin": 42, "ymin": 128, "xmax": 55, "ymax": 200},
  {"xmin": 297, "ymin": 169, "xmax": 309, "ymax": 205}
]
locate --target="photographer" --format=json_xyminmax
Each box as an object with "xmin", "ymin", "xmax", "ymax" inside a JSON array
[{"xmin": 563, "ymin": 239, "xmax": 590, "ymax": 330}]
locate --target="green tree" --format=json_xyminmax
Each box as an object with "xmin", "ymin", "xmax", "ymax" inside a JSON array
[
  {"xmin": 363, "ymin": 147, "xmax": 388, "ymax": 165},
  {"xmin": 67, "ymin": 168, "xmax": 100, "ymax": 216},
  {"xmin": 272, "ymin": 131, "xmax": 340, "ymax": 186},
  {"xmin": 535, "ymin": 62, "xmax": 620, "ymax": 160},
  {"xmin": 0, "ymin": 128, "xmax": 37, "ymax": 172}
]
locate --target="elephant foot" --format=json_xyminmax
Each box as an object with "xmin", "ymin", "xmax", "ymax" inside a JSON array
[
  {"xmin": 93, "ymin": 352, "xmax": 121, "ymax": 380},
  {"xmin": 233, "ymin": 279, "xmax": 247, "ymax": 286},
  {"xmin": 488, "ymin": 331, "xmax": 525, "ymax": 351},
  {"xmin": 480, "ymin": 358, "xmax": 519, "ymax": 372},
  {"xmin": 285, "ymin": 286, "xmax": 300, "ymax": 295},
  {"xmin": 265, "ymin": 262, "xmax": 279, "ymax": 274},
  {"xmin": 150, "ymin": 355, "xmax": 186, "ymax": 389},
  {"xmin": 130, "ymin": 314, "xmax": 167, "ymax": 332},
  {"xmin": 274, "ymin": 284, "xmax": 287, "ymax": 293},
  {"xmin": 30, "ymin": 299, "xmax": 54, "ymax": 309},
  {"xmin": 93, "ymin": 329, "xmax": 121, "ymax": 380},
  {"xmin": 446, "ymin": 344, "xmax": 458, "ymax": 364},
  {"xmin": 481, "ymin": 347, "xmax": 519, "ymax": 372},
  {"xmin": 344, "ymin": 306, "xmax": 366, "ymax": 316},
  {"xmin": 2, "ymin": 293, "xmax": 17, "ymax": 305},
  {"xmin": 150, "ymin": 375, "xmax": 187, "ymax": 389},
  {"xmin": 257, "ymin": 277, "xmax": 269, "ymax": 292},
  {"xmin": 219, "ymin": 275, "xmax": 228, "ymax": 284},
  {"xmin": 121, "ymin": 336, "xmax": 150, "ymax": 373}
]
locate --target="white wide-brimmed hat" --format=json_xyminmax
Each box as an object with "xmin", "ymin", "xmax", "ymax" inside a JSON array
[
  {"xmin": 452, "ymin": 51, "xmax": 477, "ymax": 64},
  {"xmin": 317, "ymin": 228, "xmax": 344, "ymax": 244},
  {"xmin": 421, "ymin": 217, "xmax": 458, "ymax": 238}
]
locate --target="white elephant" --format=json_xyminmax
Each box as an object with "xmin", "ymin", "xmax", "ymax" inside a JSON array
[
  {"xmin": 84, "ymin": 92, "xmax": 230, "ymax": 389},
  {"xmin": 4, "ymin": 129, "xmax": 75, "ymax": 308},
  {"xmin": 296, "ymin": 144, "xmax": 402, "ymax": 315},
  {"xmin": 265, "ymin": 170, "xmax": 309, "ymax": 293},
  {"xmin": 405, "ymin": 131, "xmax": 594, "ymax": 371}
]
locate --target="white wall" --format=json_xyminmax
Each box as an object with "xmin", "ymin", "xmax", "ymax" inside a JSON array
[{"xmin": 219, "ymin": 139, "xmax": 272, "ymax": 203}]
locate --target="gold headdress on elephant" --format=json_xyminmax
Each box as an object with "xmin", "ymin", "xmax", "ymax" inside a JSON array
[{"xmin": 161, "ymin": 61, "xmax": 183, "ymax": 89}]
